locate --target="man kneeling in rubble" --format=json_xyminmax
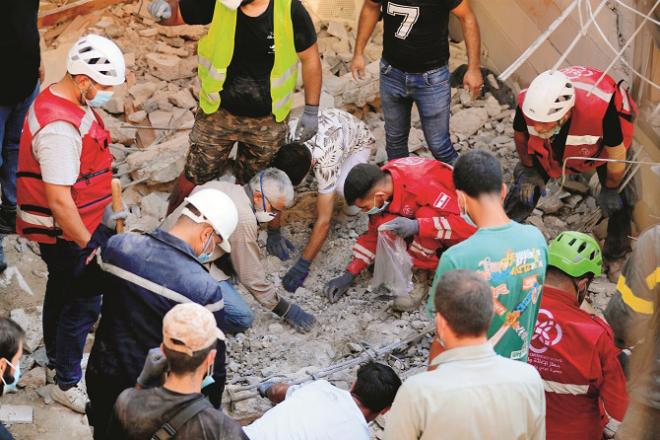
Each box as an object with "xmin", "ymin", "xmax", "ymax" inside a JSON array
[
  {"xmin": 164, "ymin": 168, "xmax": 316, "ymax": 334},
  {"xmin": 324, "ymin": 158, "xmax": 476, "ymax": 311}
]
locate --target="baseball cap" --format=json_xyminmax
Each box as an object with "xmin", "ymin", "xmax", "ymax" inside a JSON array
[{"xmin": 162, "ymin": 303, "xmax": 225, "ymax": 356}]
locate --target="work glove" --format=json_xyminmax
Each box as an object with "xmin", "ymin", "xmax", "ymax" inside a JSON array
[
  {"xmin": 294, "ymin": 105, "xmax": 319, "ymax": 143},
  {"xmin": 257, "ymin": 380, "xmax": 277, "ymax": 398},
  {"xmin": 514, "ymin": 162, "xmax": 546, "ymax": 206},
  {"xmin": 147, "ymin": 0, "xmax": 172, "ymax": 20},
  {"xmin": 273, "ymin": 298, "xmax": 316, "ymax": 333},
  {"xmin": 266, "ymin": 228, "xmax": 295, "ymax": 261},
  {"xmin": 137, "ymin": 347, "xmax": 168, "ymax": 388},
  {"xmin": 102, "ymin": 203, "xmax": 128, "ymax": 231},
  {"xmin": 282, "ymin": 258, "xmax": 311, "ymax": 293},
  {"xmin": 323, "ymin": 271, "xmax": 355, "ymax": 303},
  {"xmin": 598, "ymin": 187, "xmax": 624, "ymax": 217},
  {"xmin": 380, "ymin": 217, "xmax": 419, "ymax": 238}
]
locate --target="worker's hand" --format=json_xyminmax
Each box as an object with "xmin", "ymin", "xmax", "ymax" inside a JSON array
[
  {"xmin": 380, "ymin": 217, "xmax": 419, "ymax": 238},
  {"xmin": 137, "ymin": 347, "xmax": 168, "ymax": 388},
  {"xmin": 282, "ymin": 258, "xmax": 311, "ymax": 293},
  {"xmin": 350, "ymin": 54, "xmax": 366, "ymax": 80},
  {"xmin": 514, "ymin": 162, "xmax": 546, "ymax": 206},
  {"xmin": 266, "ymin": 228, "xmax": 295, "ymax": 261},
  {"xmin": 273, "ymin": 298, "xmax": 316, "ymax": 333},
  {"xmin": 323, "ymin": 271, "xmax": 355, "ymax": 303},
  {"xmin": 148, "ymin": 0, "xmax": 172, "ymax": 20},
  {"xmin": 294, "ymin": 105, "xmax": 319, "ymax": 143},
  {"xmin": 598, "ymin": 187, "xmax": 624, "ymax": 217},
  {"xmin": 102, "ymin": 203, "xmax": 128, "ymax": 231},
  {"xmin": 463, "ymin": 67, "xmax": 484, "ymax": 99}
]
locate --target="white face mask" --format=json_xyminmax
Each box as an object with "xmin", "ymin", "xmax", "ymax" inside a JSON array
[
  {"xmin": 255, "ymin": 209, "xmax": 276, "ymax": 224},
  {"xmin": 221, "ymin": 0, "xmax": 243, "ymax": 10}
]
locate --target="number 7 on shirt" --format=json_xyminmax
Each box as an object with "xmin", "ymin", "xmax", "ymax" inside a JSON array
[{"xmin": 386, "ymin": 3, "xmax": 420, "ymax": 40}]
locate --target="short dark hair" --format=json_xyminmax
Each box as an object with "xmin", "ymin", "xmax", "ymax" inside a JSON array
[
  {"xmin": 453, "ymin": 150, "xmax": 503, "ymax": 197},
  {"xmin": 163, "ymin": 342, "xmax": 217, "ymax": 375},
  {"xmin": 352, "ymin": 362, "xmax": 402, "ymax": 413},
  {"xmin": 0, "ymin": 317, "xmax": 24, "ymax": 361},
  {"xmin": 271, "ymin": 142, "xmax": 313, "ymax": 186},
  {"xmin": 434, "ymin": 269, "xmax": 494, "ymax": 337},
  {"xmin": 343, "ymin": 164, "xmax": 386, "ymax": 206}
]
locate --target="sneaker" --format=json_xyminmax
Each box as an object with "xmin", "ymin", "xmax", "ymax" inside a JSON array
[
  {"xmin": 392, "ymin": 270, "xmax": 431, "ymax": 312},
  {"xmin": 50, "ymin": 384, "xmax": 88, "ymax": 414},
  {"xmin": 0, "ymin": 207, "xmax": 16, "ymax": 235}
]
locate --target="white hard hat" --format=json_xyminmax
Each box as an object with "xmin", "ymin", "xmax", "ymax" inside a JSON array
[
  {"xmin": 522, "ymin": 70, "xmax": 576, "ymax": 123},
  {"xmin": 67, "ymin": 34, "xmax": 126, "ymax": 86},
  {"xmin": 184, "ymin": 188, "xmax": 239, "ymax": 253}
]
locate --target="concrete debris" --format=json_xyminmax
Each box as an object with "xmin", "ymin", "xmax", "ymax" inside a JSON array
[
  {"xmin": 9, "ymin": 308, "xmax": 43, "ymax": 353},
  {"xmin": 169, "ymin": 88, "xmax": 196, "ymax": 109},
  {"xmin": 0, "ymin": 405, "xmax": 33, "ymax": 424},
  {"xmin": 450, "ymin": 107, "xmax": 489, "ymax": 137},
  {"xmin": 146, "ymin": 53, "xmax": 196, "ymax": 81},
  {"xmin": 126, "ymin": 132, "xmax": 190, "ymax": 185}
]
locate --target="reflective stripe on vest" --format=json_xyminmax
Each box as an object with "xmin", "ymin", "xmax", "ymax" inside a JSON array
[
  {"xmin": 197, "ymin": 0, "xmax": 298, "ymax": 122},
  {"xmin": 543, "ymin": 380, "xmax": 589, "ymax": 395},
  {"xmin": 96, "ymin": 251, "xmax": 225, "ymax": 313}
]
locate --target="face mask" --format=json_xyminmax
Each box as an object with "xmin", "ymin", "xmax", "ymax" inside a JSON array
[
  {"xmin": 255, "ymin": 172, "xmax": 277, "ymax": 223},
  {"xmin": 1, "ymin": 360, "xmax": 20, "ymax": 395},
  {"xmin": 88, "ymin": 90, "xmax": 114, "ymax": 108},
  {"xmin": 201, "ymin": 361, "xmax": 215, "ymax": 389},
  {"xmin": 197, "ymin": 233, "xmax": 214, "ymax": 264},
  {"xmin": 366, "ymin": 197, "xmax": 389, "ymax": 216},
  {"xmin": 458, "ymin": 194, "xmax": 476, "ymax": 227},
  {"xmin": 537, "ymin": 124, "xmax": 561, "ymax": 139}
]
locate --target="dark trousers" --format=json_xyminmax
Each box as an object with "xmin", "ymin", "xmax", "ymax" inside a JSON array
[
  {"xmin": 86, "ymin": 367, "xmax": 133, "ymax": 440},
  {"xmin": 39, "ymin": 239, "xmax": 102, "ymax": 388}
]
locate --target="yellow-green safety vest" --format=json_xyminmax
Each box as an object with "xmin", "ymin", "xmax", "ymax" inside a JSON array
[{"xmin": 197, "ymin": 0, "xmax": 299, "ymax": 122}]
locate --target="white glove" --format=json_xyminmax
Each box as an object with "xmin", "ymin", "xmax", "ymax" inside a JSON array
[{"xmin": 148, "ymin": 0, "xmax": 172, "ymax": 20}]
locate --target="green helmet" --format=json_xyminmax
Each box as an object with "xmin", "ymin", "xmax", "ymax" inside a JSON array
[{"xmin": 548, "ymin": 231, "xmax": 603, "ymax": 278}]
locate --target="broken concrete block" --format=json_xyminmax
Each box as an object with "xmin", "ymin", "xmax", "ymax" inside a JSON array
[
  {"xmin": 148, "ymin": 110, "xmax": 173, "ymax": 129},
  {"xmin": 169, "ymin": 88, "xmax": 196, "ymax": 109},
  {"xmin": 326, "ymin": 21, "xmax": 350, "ymax": 41},
  {"xmin": 126, "ymin": 132, "xmax": 190, "ymax": 184},
  {"xmin": 129, "ymin": 82, "xmax": 158, "ymax": 109},
  {"xmin": 140, "ymin": 192, "xmax": 169, "ymax": 219},
  {"xmin": 146, "ymin": 53, "xmax": 196, "ymax": 81},
  {"xmin": 155, "ymin": 42, "xmax": 189, "ymax": 57},
  {"xmin": 157, "ymin": 24, "xmax": 207, "ymax": 40},
  {"xmin": 484, "ymin": 95, "xmax": 502, "ymax": 117},
  {"xmin": 102, "ymin": 112, "xmax": 137, "ymax": 146},
  {"xmin": 128, "ymin": 110, "xmax": 147, "ymax": 124},
  {"xmin": 450, "ymin": 107, "xmax": 489, "ymax": 137},
  {"xmin": 0, "ymin": 405, "xmax": 33, "ymax": 424},
  {"xmin": 9, "ymin": 308, "xmax": 42, "ymax": 353}
]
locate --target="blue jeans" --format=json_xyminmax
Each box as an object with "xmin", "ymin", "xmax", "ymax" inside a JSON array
[
  {"xmin": 0, "ymin": 81, "xmax": 39, "ymax": 267},
  {"xmin": 219, "ymin": 280, "xmax": 254, "ymax": 334},
  {"xmin": 39, "ymin": 240, "xmax": 102, "ymax": 389},
  {"xmin": 379, "ymin": 60, "xmax": 457, "ymax": 163}
]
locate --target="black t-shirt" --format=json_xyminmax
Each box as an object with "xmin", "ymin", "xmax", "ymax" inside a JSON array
[
  {"xmin": 179, "ymin": 0, "xmax": 317, "ymax": 117},
  {"xmin": 376, "ymin": 0, "xmax": 463, "ymax": 73},
  {"xmin": 107, "ymin": 387, "xmax": 248, "ymax": 440},
  {"xmin": 0, "ymin": 0, "xmax": 40, "ymax": 105}
]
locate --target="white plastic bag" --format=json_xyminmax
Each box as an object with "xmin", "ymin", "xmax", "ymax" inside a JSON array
[{"xmin": 371, "ymin": 230, "xmax": 413, "ymax": 296}]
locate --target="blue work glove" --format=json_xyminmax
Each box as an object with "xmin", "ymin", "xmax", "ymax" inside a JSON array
[
  {"xmin": 267, "ymin": 228, "xmax": 295, "ymax": 261},
  {"xmin": 257, "ymin": 380, "xmax": 278, "ymax": 398},
  {"xmin": 514, "ymin": 162, "xmax": 546, "ymax": 206},
  {"xmin": 102, "ymin": 203, "xmax": 128, "ymax": 231},
  {"xmin": 598, "ymin": 187, "xmax": 624, "ymax": 217},
  {"xmin": 137, "ymin": 347, "xmax": 167, "ymax": 388},
  {"xmin": 273, "ymin": 298, "xmax": 316, "ymax": 333},
  {"xmin": 147, "ymin": 0, "xmax": 172, "ymax": 20},
  {"xmin": 294, "ymin": 105, "xmax": 319, "ymax": 143},
  {"xmin": 323, "ymin": 271, "xmax": 355, "ymax": 303},
  {"xmin": 380, "ymin": 217, "xmax": 419, "ymax": 238},
  {"xmin": 282, "ymin": 258, "xmax": 311, "ymax": 293}
]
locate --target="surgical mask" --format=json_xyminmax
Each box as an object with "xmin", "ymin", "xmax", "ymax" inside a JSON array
[
  {"xmin": 366, "ymin": 197, "xmax": 389, "ymax": 216},
  {"xmin": 255, "ymin": 172, "xmax": 277, "ymax": 223},
  {"xmin": 197, "ymin": 233, "xmax": 214, "ymax": 264},
  {"xmin": 458, "ymin": 195, "xmax": 476, "ymax": 227},
  {"xmin": 1, "ymin": 360, "xmax": 20, "ymax": 395},
  {"xmin": 201, "ymin": 361, "xmax": 215, "ymax": 389},
  {"xmin": 536, "ymin": 124, "xmax": 561, "ymax": 139},
  {"xmin": 88, "ymin": 90, "xmax": 114, "ymax": 108}
]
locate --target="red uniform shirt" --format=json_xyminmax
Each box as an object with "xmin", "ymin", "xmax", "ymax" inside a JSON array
[{"xmin": 528, "ymin": 286, "xmax": 629, "ymax": 440}]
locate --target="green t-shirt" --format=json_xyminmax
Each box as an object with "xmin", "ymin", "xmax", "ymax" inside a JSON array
[{"xmin": 427, "ymin": 221, "xmax": 548, "ymax": 361}]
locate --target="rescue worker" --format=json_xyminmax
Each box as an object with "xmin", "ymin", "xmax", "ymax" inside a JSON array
[
  {"xmin": 147, "ymin": 0, "xmax": 322, "ymax": 213},
  {"xmin": 528, "ymin": 231, "xmax": 628, "ymax": 440},
  {"xmin": 324, "ymin": 157, "xmax": 476, "ymax": 311},
  {"xmin": 269, "ymin": 108, "xmax": 376, "ymax": 292},
  {"xmin": 505, "ymin": 66, "xmax": 638, "ymax": 270},
  {"xmin": 604, "ymin": 224, "xmax": 659, "ymax": 440},
  {"xmin": 85, "ymin": 188, "xmax": 238, "ymax": 439},
  {"xmin": 164, "ymin": 168, "xmax": 316, "ymax": 334},
  {"xmin": 15, "ymin": 35, "xmax": 127, "ymax": 413}
]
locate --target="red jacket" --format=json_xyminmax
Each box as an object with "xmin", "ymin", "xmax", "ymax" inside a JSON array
[
  {"xmin": 519, "ymin": 66, "xmax": 636, "ymax": 178},
  {"xmin": 16, "ymin": 87, "xmax": 113, "ymax": 244},
  {"xmin": 528, "ymin": 286, "xmax": 629, "ymax": 440},
  {"xmin": 347, "ymin": 157, "xmax": 476, "ymax": 275}
]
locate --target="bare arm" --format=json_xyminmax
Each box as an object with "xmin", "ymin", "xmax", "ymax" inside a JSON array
[
  {"xmin": 604, "ymin": 144, "xmax": 627, "ymax": 188},
  {"xmin": 351, "ymin": 0, "xmax": 381, "ymax": 79},
  {"xmin": 452, "ymin": 0, "xmax": 483, "ymax": 97},
  {"xmin": 514, "ymin": 130, "xmax": 534, "ymax": 167},
  {"xmin": 44, "ymin": 183, "xmax": 91, "ymax": 248},
  {"xmin": 298, "ymin": 44, "xmax": 322, "ymax": 106},
  {"xmin": 301, "ymin": 193, "xmax": 335, "ymax": 262}
]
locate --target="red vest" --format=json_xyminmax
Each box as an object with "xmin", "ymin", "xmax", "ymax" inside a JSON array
[
  {"xmin": 519, "ymin": 66, "xmax": 636, "ymax": 178},
  {"xmin": 16, "ymin": 87, "xmax": 113, "ymax": 244}
]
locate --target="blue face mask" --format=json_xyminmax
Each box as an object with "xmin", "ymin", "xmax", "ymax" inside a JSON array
[
  {"xmin": 197, "ymin": 233, "xmax": 214, "ymax": 264},
  {"xmin": 366, "ymin": 197, "xmax": 390, "ymax": 216},
  {"xmin": 2, "ymin": 360, "xmax": 20, "ymax": 395},
  {"xmin": 88, "ymin": 90, "xmax": 114, "ymax": 108},
  {"xmin": 201, "ymin": 362, "xmax": 215, "ymax": 389}
]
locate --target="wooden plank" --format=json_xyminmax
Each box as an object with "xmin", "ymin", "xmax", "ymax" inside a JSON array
[{"xmin": 38, "ymin": 0, "xmax": 131, "ymax": 28}]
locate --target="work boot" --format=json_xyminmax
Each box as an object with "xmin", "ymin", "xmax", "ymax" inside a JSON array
[
  {"xmin": 393, "ymin": 269, "xmax": 431, "ymax": 312},
  {"xmin": 50, "ymin": 384, "xmax": 88, "ymax": 414},
  {"xmin": 0, "ymin": 206, "xmax": 16, "ymax": 235}
]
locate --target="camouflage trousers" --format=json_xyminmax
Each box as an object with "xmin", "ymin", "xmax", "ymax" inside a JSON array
[{"xmin": 184, "ymin": 108, "xmax": 289, "ymax": 185}]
